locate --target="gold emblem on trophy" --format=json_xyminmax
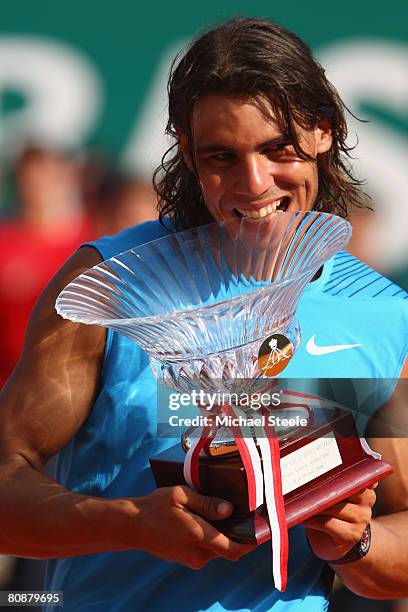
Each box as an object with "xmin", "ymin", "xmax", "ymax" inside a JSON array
[{"xmin": 258, "ymin": 333, "xmax": 294, "ymax": 377}]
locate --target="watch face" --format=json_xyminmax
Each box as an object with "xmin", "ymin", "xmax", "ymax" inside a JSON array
[{"xmin": 359, "ymin": 524, "xmax": 371, "ymax": 556}]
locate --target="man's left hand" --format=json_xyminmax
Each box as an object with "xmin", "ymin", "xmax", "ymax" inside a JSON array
[{"xmin": 303, "ymin": 484, "xmax": 377, "ymax": 561}]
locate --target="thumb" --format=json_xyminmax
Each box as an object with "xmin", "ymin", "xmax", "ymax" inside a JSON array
[{"xmin": 184, "ymin": 488, "xmax": 234, "ymax": 520}]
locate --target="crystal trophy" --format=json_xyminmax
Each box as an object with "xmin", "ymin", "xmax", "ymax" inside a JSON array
[{"xmin": 56, "ymin": 211, "xmax": 392, "ymax": 591}]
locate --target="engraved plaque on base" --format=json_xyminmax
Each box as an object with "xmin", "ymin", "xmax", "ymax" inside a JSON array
[{"xmin": 150, "ymin": 407, "xmax": 393, "ymax": 544}]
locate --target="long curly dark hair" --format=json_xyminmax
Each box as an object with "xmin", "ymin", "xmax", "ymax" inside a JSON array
[{"xmin": 154, "ymin": 17, "xmax": 369, "ymax": 231}]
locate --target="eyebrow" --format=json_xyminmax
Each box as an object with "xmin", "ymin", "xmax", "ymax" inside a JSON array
[{"xmin": 195, "ymin": 135, "xmax": 291, "ymax": 155}]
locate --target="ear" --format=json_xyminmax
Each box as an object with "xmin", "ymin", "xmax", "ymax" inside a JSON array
[
  {"xmin": 178, "ymin": 132, "xmax": 194, "ymax": 171},
  {"xmin": 314, "ymin": 121, "xmax": 332, "ymax": 154}
]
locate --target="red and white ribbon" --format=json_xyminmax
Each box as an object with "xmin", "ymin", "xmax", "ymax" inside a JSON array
[
  {"xmin": 182, "ymin": 402, "xmax": 286, "ymax": 590},
  {"xmin": 258, "ymin": 409, "xmax": 288, "ymax": 591},
  {"xmin": 183, "ymin": 416, "xmax": 215, "ymax": 491},
  {"xmin": 181, "ymin": 391, "xmax": 337, "ymax": 592},
  {"xmin": 220, "ymin": 403, "xmax": 264, "ymax": 510}
]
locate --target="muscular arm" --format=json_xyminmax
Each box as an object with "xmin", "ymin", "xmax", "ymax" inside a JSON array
[
  {"xmin": 333, "ymin": 441, "xmax": 408, "ymax": 598},
  {"xmin": 0, "ymin": 246, "xmax": 118, "ymax": 557},
  {"xmin": 0, "ymin": 247, "xmax": 252, "ymax": 566},
  {"xmin": 332, "ymin": 362, "xmax": 408, "ymax": 598},
  {"xmin": 305, "ymin": 359, "xmax": 408, "ymax": 599}
]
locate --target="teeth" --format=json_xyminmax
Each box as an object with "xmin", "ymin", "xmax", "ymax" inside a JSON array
[{"xmin": 237, "ymin": 199, "xmax": 283, "ymax": 218}]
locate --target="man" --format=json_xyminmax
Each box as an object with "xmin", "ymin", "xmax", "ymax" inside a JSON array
[{"xmin": 0, "ymin": 17, "xmax": 407, "ymax": 611}]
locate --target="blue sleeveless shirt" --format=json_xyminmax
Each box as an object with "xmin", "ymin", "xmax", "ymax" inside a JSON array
[{"xmin": 45, "ymin": 220, "xmax": 408, "ymax": 611}]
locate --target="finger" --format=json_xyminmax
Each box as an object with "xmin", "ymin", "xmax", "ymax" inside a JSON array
[
  {"xmin": 312, "ymin": 489, "xmax": 376, "ymax": 516},
  {"xmin": 304, "ymin": 504, "xmax": 372, "ymax": 525},
  {"xmin": 311, "ymin": 501, "xmax": 373, "ymax": 524},
  {"xmin": 183, "ymin": 510, "xmax": 256, "ymax": 560},
  {"xmin": 183, "ymin": 549, "xmax": 218, "ymax": 570},
  {"xmin": 303, "ymin": 515, "xmax": 367, "ymax": 546},
  {"xmin": 345, "ymin": 488, "xmax": 376, "ymax": 506},
  {"xmin": 209, "ymin": 532, "xmax": 256, "ymax": 560},
  {"xmin": 180, "ymin": 486, "xmax": 234, "ymax": 520},
  {"xmin": 206, "ymin": 530, "xmax": 256, "ymax": 560}
]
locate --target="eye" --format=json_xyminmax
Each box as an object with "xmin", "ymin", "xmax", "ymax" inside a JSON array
[
  {"xmin": 211, "ymin": 152, "xmax": 235, "ymax": 162},
  {"xmin": 264, "ymin": 142, "xmax": 296, "ymax": 159},
  {"xmin": 199, "ymin": 152, "xmax": 236, "ymax": 167}
]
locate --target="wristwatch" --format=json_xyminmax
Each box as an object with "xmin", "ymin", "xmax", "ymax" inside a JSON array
[{"xmin": 327, "ymin": 524, "xmax": 371, "ymax": 565}]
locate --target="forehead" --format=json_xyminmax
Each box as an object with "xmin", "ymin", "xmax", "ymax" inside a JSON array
[{"xmin": 190, "ymin": 94, "xmax": 284, "ymax": 146}]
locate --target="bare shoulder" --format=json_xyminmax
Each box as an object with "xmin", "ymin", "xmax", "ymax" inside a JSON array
[{"xmin": 0, "ymin": 246, "xmax": 105, "ymax": 470}]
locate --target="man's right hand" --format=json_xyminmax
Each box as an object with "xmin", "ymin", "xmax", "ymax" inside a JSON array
[
  {"xmin": 128, "ymin": 485, "xmax": 255, "ymax": 569},
  {"xmin": 0, "ymin": 245, "xmax": 254, "ymax": 568}
]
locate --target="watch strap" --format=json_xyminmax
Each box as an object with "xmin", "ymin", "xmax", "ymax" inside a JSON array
[{"xmin": 327, "ymin": 523, "xmax": 371, "ymax": 565}]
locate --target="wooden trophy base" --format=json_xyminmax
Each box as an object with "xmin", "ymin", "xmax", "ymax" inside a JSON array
[{"xmin": 150, "ymin": 407, "xmax": 392, "ymax": 544}]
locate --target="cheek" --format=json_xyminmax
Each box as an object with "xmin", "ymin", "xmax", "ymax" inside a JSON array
[
  {"xmin": 282, "ymin": 160, "xmax": 311, "ymax": 179},
  {"xmin": 269, "ymin": 160, "xmax": 309, "ymax": 187},
  {"xmin": 288, "ymin": 161, "xmax": 318, "ymax": 190},
  {"xmin": 198, "ymin": 169, "xmax": 225, "ymax": 198}
]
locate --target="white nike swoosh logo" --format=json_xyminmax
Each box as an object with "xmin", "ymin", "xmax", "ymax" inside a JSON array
[{"xmin": 306, "ymin": 335, "xmax": 362, "ymax": 356}]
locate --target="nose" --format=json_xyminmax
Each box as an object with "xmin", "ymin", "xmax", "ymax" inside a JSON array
[{"xmin": 235, "ymin": 155, "xmax": 275, "ymax": 198}]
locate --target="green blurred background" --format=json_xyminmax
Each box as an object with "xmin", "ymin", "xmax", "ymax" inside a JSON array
[{"xmin": 0, "ymin": 0, "xmax": 407, "ymax": 284}]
